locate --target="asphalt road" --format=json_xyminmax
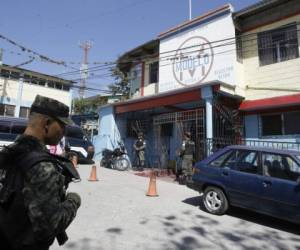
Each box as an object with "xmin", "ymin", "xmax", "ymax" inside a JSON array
[{"xmin": 52, "ymin": 164, "xmax": 300, "ymax": 250}]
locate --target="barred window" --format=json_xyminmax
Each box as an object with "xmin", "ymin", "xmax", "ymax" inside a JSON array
[
  {"xmin": 258, "ymin": 23, "xmax": 299, "ymax": 66},
  {"xmin": 20, "ymin": 107, "xmax": 30, "ymax": 118},
  {"xmin": 261, "ymin": 111, "xmax": 300, "ymax": 136},
  {"xmin": 5, "ymin": 105, "xmax": 15, "ymax": 117},
  {"xmin": 149, "ymin": 61, "xmax": 158, "ymax": 83}
]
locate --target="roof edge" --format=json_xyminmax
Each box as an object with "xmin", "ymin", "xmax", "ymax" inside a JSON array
[{"xmin": 158, "ymin": 4, "xmax": 233, "ymax": 39}]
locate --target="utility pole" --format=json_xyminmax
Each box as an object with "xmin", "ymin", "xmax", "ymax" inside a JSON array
[
  {"xmin": 189, "ymin": 0, "xmax": 192, "ymax": 20},
  {"xmin": 79, "ymin": 41, "xmax": 92, "ymax": 99},
  {"xmin": 0, "ymin": 48, "xmax": 3, "ymax": 65},
  {"xmin": 15, "ymin": 72, "xmax": 24, "ymax": 118}
]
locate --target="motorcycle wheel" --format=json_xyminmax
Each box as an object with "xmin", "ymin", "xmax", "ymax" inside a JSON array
[
  {"xmin": 113, "ymin": 157, "xmax": 130, "ymax": 171},
  {"xmin": 100, "ymin": 158, "xmax": 107, "ymax": 168}
]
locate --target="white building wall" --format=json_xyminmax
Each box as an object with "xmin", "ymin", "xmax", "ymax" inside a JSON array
[
  {"xmin": 0, "ymin": 77, "xmax": 71, "ymax": 110},
  {"xmin": 159, "ymin": 8, "xmax": 238, "ymax": 93}
]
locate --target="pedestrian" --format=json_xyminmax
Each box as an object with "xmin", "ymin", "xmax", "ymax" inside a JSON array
[
  {"xmin": 0, "ymin": 95, "xmax": 81, "ymax": 250},
  {"xmin": 179, "ymin": 131, "xmax": 195, "ymax": 184},
  {"xmin": 49, "ymin": 136, "xmax": 66, "ymax": 157},
  {"xmin": 133, "ymin": 132, "xmax": 146, "ymax": 171}
]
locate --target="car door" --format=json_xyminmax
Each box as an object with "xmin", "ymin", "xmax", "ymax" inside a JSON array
[
  {"xmin": 221, "ymin": 149, "xmax": 263, "ymax": 210},
  {"xmin": 260, "ymin": 152, "xmax": 300, "ymax": 223}
]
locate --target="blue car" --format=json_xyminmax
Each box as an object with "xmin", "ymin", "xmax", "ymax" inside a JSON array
[{"xmin": 187, "ymin": 145, "xmax": 300, "ymax": 224}]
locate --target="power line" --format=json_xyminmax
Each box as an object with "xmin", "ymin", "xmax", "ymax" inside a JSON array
[{"xmin": 51, "ymin": 22, "xmax": 300, "ymax": 78}]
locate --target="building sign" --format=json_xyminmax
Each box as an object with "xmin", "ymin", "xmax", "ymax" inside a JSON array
[
  {"xmin": 159, "ymin": 7, "xmax": 236, "ymax": 93},
  {"xmin": 173, "ymin": 36, "xmax": 214, "ymax": 86}
]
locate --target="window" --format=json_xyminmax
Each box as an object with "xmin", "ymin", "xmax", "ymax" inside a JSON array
[
  {"xmin": 284, "ymin": 112, "xmax": 300, "ymax": 135},
  {"xmin": 4, "ymin": 105, "xmax": 15, "ymax": 117},
  {"xmin": 262, "ymin": 153, "xmax": 300, "ymax": 181},
  {"xmin": 261, "ymin": 111, "xmax": 300, "ymax": 136},
  {"xmin": 209, "ymin": 150, "xmax": 233, "ymax": 167},
  {"xmin": 20, "ymin": 107, "xmax": 30, "ymax": 118},
  {"xmin": 258, "ymin": 23, "xmax": 299, "ymax": 66},
  {"xmin": 0, "ymin": 104, "xmax": 4, "ymax": 115},
  {"xmin": 48, "ymin": 81, "xmax": 55, "ymax": 88},
  {"xmin": 223, "ymin": 150, "xmax": 240, "ymax": 168},
  {"xmin": 149, "ymin": 61, "xmax": 158, "ymax": 83},
  {"xmin": 236, "ymin": 151, "xmax": 258, "ymax": 174},
  {"xmin": 63, "ymin": 84, "xmax": 70, "ymax": 91},
  {"xmin": 55, "ymin": 82, "xmax": 63, "ymax": 90},
  {"xmin": 261, "ymin": 114, "xmax": 282, "ymax": 136}
]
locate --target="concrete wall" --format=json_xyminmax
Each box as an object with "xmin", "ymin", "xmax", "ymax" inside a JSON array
[{"xmin": 94, "ymin": 105, "xmax": 118, "ymax": 161}]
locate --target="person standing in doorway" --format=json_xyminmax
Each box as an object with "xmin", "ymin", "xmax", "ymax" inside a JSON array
[
  {"xmin": 179, "ymin": 131, "xmax": 195, "ymax": 184},
  {"xmin": 133, "ymin": 132, "xmax": 146, "ymax": 171}
]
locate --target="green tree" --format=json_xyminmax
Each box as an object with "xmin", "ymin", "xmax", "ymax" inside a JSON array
[
  {"xmin": 108, "ymin": 67, "xmax": 129, "ymax": 99},
  {"xmin": 72, "ymin": 96, "xmax": 108, "ymax": 114}
]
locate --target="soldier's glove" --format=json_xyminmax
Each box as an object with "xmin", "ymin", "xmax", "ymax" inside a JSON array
[{"xmin": 66, "ymin": 192, "xmax": 81, "ymax": 208}]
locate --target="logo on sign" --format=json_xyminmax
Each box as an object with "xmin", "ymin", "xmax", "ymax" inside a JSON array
[{"xmin": 172, "ymin": 36, "xmax": 214, "ymax": 86}]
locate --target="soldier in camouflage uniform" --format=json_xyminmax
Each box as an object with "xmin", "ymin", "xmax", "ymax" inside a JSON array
[
  {"xmin": 0, "ymin": 95, "xmax": 81, "ymax": 250},
  {"xmin": 133, "ymin": 132, "xmax": 146, "ymax": 171},
  {"xmin": 179, "ymin": 132, "xmax": 195, "ymax": 183}
]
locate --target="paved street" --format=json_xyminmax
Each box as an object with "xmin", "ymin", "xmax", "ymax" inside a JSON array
[{"xmin": 52, "ymin": 164, "xmax": 300, "ymax": 250}]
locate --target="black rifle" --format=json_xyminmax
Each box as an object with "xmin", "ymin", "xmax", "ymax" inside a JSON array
[{"xmin": 51, "ymin": 154, "xmax": 81, "ymax": 245}]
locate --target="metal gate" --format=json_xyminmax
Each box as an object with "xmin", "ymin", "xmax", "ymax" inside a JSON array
[{"xmin": 152, "ymin": 108, "xmax": 205, "ymax": 168}]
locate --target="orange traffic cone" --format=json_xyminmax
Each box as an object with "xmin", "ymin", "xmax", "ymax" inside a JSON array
[
  {"xmin": 146, "ymin": 171, "xmax": 158, "ymax": 197},
  {"xmin": 88, "ymin": 165, "xmax": 99, "ymax": 181}
]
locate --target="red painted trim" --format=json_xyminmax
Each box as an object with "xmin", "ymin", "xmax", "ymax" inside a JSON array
[
  {"xmin": 242, "ymin": 11, "xmax": 300, "ymax": 32},
  {"xmin": 141, "ymin": 62, "xmax": 145, "ymax": 97},
  {"xmin": 115, "ymin": 89, "xmax": 201, "ymax": 114},
  {"xmin": 239, "ymin": 94, "xmax": 300, "ymax": 112},
  {"xmin": 241, "ymin": 105, "xmax": 300, "ymax": 115}
]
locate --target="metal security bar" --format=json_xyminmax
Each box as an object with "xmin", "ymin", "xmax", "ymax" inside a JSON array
[{"xmin": 201, "ymin": 137, "xmax": 300, "ymax": 160}]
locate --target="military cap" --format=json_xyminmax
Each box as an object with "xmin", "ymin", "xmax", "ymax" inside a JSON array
[
  {"xmin": 30, "ymin": 95, "xmax": 73, "ymax": 125},
  {"xmin": 138, "ymin": 132, "xmax": 144, "ymax": 137}
]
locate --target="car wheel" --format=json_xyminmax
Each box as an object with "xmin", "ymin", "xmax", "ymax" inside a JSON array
[{"xmin": 203, "ymin": 186, "xmax": 228, "ymax": 215}]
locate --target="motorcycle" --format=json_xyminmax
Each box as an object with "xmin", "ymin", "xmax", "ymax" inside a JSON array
[{"xmin": 100, "ymin": 142, "xmax": 130, "ymax": 171}]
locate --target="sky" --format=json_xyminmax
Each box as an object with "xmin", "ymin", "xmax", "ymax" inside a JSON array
[{"xmin": 0, "ymin": 0, "xmax": 260, "ymax": 97}]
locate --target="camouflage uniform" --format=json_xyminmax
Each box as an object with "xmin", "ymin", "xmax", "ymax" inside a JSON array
[
  {"xmin": 181, "ymin": 136, "xmax": 195, "ymax": 177},
  {"xmin": 134, "ymin": 133, "xmax": 146, "ymax": 169},
  {"xmin": 0, "ymin": 95, "xmax": 80, "ymax": 250},
  {"xmin": 10, "ymin": 135, "xmax": 80, "ymax": 249}
]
